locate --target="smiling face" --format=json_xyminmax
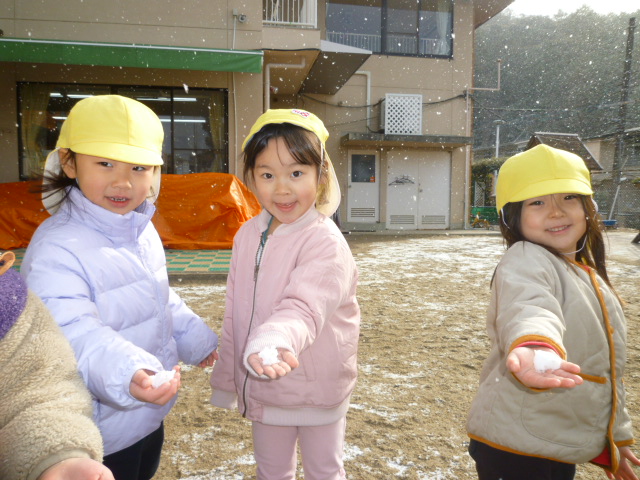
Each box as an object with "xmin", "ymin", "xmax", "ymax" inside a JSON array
[
  {"xmin": 61, "ymin": 150, "xmax": 155, "ymax": 215},
  {"xmin": 252, "ymin": 137, "xmax": 319, "ymax": 232},
  {"xmin": 520, "ymin": 193, "xmax": 587, "ymax": 260}
]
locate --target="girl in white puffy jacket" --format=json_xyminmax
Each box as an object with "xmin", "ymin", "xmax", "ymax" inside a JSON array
[
  {"xmin": 21, "ymin": 95, "xmax": 218, "ymax": 480},
  {"xmin": 210, "ymin": 109, "xmax": 360, "ymax": 480}
]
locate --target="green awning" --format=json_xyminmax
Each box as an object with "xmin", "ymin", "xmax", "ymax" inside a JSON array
[{"xmin": 0, "ymin": 38, "xmax": 263, "ymax": 73}]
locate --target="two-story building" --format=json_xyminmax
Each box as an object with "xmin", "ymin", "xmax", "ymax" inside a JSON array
[
  {"xmin": 0, "ymin": 0, "xmax": 512, "ymax": 230},
  {"xmin": 584, "ymin": 128, "xmax": 640, "ymax": 228}
]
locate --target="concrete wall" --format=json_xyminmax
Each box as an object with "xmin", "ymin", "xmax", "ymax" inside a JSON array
[{"xmin": 1, "ymin": 0, "xmax": 477, "ymax": 229}]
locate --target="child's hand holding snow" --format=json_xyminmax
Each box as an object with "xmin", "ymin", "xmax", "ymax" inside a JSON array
[
  {"xmin": 248, "ymin": 347, "xmax": 299, "ymax": 379},
  {"xmin": 507, "ymin": 347, "xmax": 582, "ymax": 390},
  {"xmin": 130, "ymin": 366, "xmax": 181, "ymax": 405},
  {"xmin": 259, "ymin": 345, "xmax": 280, "ymax": 366},
  {"xmin": 533, "ymin": 349, "xmax": 562, "ymax": 373},
  {"xmin": 150, "ymin": 369, "xmax": 176, "ymax": 388}
]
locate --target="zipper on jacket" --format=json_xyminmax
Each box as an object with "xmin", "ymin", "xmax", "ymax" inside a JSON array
[{"xmin": 242, "ymin": 216, "xmax": 272, "ymax": 417}]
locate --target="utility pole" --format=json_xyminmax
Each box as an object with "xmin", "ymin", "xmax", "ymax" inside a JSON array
[
  {"xmin": 610, "ymin": 17, "xmax": 635, "ymax": 219},
  {"xmin": 494, "ymin": 119, "xmax": 506, "ymax": 157}
]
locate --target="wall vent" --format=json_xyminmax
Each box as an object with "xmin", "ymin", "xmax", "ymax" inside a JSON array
[
  {"xmin": 382, "ymin": 93, "xmax": 423, "ymax": 135},
  {"xmin": 350, "ymin": 207, "xmax": 377, "ymax": 218},
  {"xmin": 389, "ymin": 214, "xmax": 415, "ymax": 225},
  {"xmin": 421, "ymin": 215, "xmax": 447, "ymax": 226}
]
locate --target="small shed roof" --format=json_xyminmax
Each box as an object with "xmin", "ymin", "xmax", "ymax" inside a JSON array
[{"xmin": 527, "ymin": 132, "xmax": 603, "ymax": 170}]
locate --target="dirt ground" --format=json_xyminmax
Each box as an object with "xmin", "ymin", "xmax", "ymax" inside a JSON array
[{"xmin": 157, "ymin": 229, "xmax": 640, "ymax": 480}]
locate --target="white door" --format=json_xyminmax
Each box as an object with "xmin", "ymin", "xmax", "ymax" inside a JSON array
[
  {"xmin": 386, "ymin": 151, "xmax": 451, "ymax": 230},
  {"xmin": 387, "ymin": 161, "xmax": 419, "ymax": 228},
  {"xmin": 347, "ymin": 151, "xmax": 379, "ymax": 223},
  {"xmin": 417, "ymin": 152, "xmax": 450, "ymax": 229}
]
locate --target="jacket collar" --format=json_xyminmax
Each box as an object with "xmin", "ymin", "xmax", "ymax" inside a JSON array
[
  {"xmin": 255, "ymin": 207, "xmax": 321, "ymax": 237},
  {"xmin": 60, "ymin": 187, "xmax": 155, "ymax": 243}
]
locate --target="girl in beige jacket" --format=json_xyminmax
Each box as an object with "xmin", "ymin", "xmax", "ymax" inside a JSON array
[
  {"xmin": 0, "ymin": 251, "xmax": 113, "ymax": 480},
  {"xmin": 467, "ymin": 145, "xmax": 640, "ymax": 480}
]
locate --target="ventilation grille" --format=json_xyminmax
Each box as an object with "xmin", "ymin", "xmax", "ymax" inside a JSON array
[
  {"xmin": 421, "ymin": 215, "xmax": 447, "ymax": 226},
  {"xmin": 350, "ymin": 207, "xmax": 377, "ymax": 218},
  {"xmin": 384, "ymin": 94, "xmax": 422, "ymax": 135},
  {"xmin": 389, "ymin": 215, "xmax": 415, "ymax": 225}
]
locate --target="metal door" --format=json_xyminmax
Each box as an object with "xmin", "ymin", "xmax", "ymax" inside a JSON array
[{"xmin": 347, "ymin": 151, "xmax": 379, "ymax": 223}]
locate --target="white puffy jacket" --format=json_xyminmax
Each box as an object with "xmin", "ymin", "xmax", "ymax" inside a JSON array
[{"xmin": 22, "ymin": 187, "xmax": 218, "ymax": 455}]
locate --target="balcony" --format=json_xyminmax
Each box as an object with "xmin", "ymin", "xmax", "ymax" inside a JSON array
[
  {"xmin": 263, "ymin": 0, "xmax": 317, "ymax": 28},
  {"xmin": 326, "ymin": 31, "xmax": 449, "ymax": 56}
]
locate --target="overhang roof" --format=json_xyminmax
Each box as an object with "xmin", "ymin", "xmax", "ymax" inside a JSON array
[
  {"xmin": 0, "ymin": 37, "xmax": 263, "ymax": 73},
  {"xmin": 301, "ymin": 40, "xmax": 371, "ymax": 94},
  {"xmin": 264, "ymin": 41, "xmax": 370, "ymax": 96},
  {"xmin": 527, "ymin": 132, "xmax": 603, "ymax": 170},
  {"xmin": 474, "ymin": 0, "xmax": 515, "ymax": 28},
  {"xmin": 341, "ymin": 132, "xmax": 473, "ymax": 149},
  {"xmin": 262, "ymin": 49, "xmax": 319, "ymax": 95}
]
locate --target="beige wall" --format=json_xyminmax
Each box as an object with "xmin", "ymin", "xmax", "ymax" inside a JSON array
[
  {"xmin": 0, "ymin": 0, "xmax": 264, "ymax": 49},
  {"xmin": 0, "ymin": 0, "xmax": 268, "ymax": 182},
  {"xmin": 301, "ymin": 1, "xmax": 474, "ymax": 227},
  {"xmin": 1, "ymin": 0, "xmax": 477, "ymax": 228}
]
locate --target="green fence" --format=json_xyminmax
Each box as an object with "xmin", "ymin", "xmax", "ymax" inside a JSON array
[{"xmin": 471, "ymin": 206, "xmax": 499, "ymax": 224}]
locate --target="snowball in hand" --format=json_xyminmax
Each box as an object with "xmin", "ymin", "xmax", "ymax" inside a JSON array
[
  {"xmin": 533, "ymin": 350, "xmax": 562, "ymax": 373},
  {"xmin": 259, "ymin": 345, "xmax": 280, "ymax": 366},
  {"xmin": 150, "ymin": 369, "xmax": 176, "ymax": 388}
]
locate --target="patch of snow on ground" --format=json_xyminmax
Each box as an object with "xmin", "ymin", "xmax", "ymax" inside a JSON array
[
  {"xmin": 387, "ymin": 456, "xmax": 410, "ymax": 476},
  {"xmin": 343, "ymin": 443, "xmax": 365, "ymax": 461}
]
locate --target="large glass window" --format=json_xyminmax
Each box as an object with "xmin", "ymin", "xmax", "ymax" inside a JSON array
[
  {"xmin": 18, "ymin": 83, "xmax": 228, "ymax": 179},
  {"xmin": 326, "ymin": 0, "xmax": 452, "ymax": 57}
]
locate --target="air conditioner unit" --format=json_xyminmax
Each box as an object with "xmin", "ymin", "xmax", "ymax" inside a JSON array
[{"xmin": 379, "ymin": 93, "xmax": 423, "ymax": 135}]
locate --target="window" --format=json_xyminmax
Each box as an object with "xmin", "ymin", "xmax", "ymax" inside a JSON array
[
  {"xmin": 351, "ymin": 154, "xmax": 376, "ymax": 182},
  {"xmin": 326, "ymin": 0, "xmax": 452, "ymax": 57},
  {"xmin": 18, "ymin": 83, "xmax": 228, "ymax": 179}
]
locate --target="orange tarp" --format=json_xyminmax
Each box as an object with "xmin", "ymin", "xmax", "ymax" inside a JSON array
[
  {"xmin": 154, "ymin": 173, "xmax": 260, "ymax": 249},
  {"xmin": 0, "ymin": 180, "xmax": 50, "ymax": 250},
  {"xmin": 0, "ymin": 172, "xmax": 260, "ymax": 250}
]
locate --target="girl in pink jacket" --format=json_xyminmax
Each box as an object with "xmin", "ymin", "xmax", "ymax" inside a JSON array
[{"xmin": 210, "ymin": 109, "xmax": 360, "ymax": 480}]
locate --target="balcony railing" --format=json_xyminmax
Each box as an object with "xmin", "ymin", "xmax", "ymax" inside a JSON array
[
  {"xmin": 326, "ymin": 31, "xmax": 449, "ymax": 56},
  {"xmin": 326, "ymin": 32, "xmax": 380, "ymax": 51},
  {"xmin": 263, "ymin": 0, "xmax": 317, "ymax": 28}
]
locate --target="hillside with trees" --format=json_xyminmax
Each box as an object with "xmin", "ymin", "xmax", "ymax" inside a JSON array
[{"xmin": 473, "ymin": 7, "xmax": 640, "ymax": 151}]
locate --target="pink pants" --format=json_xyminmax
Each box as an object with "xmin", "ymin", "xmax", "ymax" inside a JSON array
[{"xmin": 251, "ymin": 417, "xmax": 347, "ymax": 480}]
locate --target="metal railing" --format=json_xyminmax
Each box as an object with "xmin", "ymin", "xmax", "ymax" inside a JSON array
[
  {"xmin": 326, "ymin": 31, "xmax": 448, "ymax": 55},
  {"xmin": 263, "ymin": 0, "xmax": 316, "ymax": 28}
]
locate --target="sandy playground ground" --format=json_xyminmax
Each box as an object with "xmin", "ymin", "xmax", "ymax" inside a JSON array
[{"xmin": 156, "ymin": 229, "xmax": 640, "ymax": 480}]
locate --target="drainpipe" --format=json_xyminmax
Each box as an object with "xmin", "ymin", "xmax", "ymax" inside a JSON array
[
  {"xmin": 354, "ymin": 70, "xmax": 371, "ymax": 130},
  {"xmin": 264, "ymin": 58, "xmax": 307, "ymax": 111},
  {"xmin": 464, "ymin": 59, "xmax": 502, "ymax": 229}
]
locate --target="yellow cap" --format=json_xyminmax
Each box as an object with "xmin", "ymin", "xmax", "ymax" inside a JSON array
[
  {"xmin": 496, "ymin": 144, "xmax": 593, "ymax": 212},
  {"xmin": 242, "ymin": 109, "xmax": 329, "ymax": 151},
  {"xmin": 43, "ymin": 95, "xmax": 163, "ymax": 214},
  {"xmin": 57, "ymin": 95, "xmax": 164, "ymax": 166},
  {"xmin": 242, "ymin": 109, "xmax": 341, "ymax": 217}
]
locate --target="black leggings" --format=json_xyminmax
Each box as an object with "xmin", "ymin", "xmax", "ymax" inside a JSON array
[
  {"xmin": 103, "ymin": 423, "xmax": 164, "ymax": 480},
  {"xmin": 468, "ymin": 439, "xmax": 576, "ymax": 480}
]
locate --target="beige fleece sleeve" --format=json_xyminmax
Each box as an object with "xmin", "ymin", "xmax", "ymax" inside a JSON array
[{"xmin": 0, "ymin": 292, "xmax": 104, "ymax": 480}]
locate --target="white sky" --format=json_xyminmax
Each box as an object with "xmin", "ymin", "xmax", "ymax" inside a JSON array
[{"xmin": 506, "ymin": 0, "xmax": 638, "ymax": 17}]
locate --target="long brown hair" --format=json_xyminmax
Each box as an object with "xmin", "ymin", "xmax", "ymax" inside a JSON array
[{"xmin": 498, "ymin": 195, "xmax": 614, "ymax": 291}]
